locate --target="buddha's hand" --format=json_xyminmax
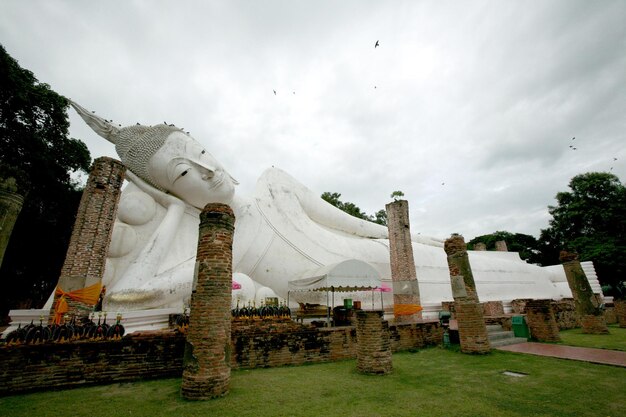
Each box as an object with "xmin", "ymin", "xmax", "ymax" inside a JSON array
[{"xmin": 125, "ymin": 171, "xmax": 185, "ymax": 210}]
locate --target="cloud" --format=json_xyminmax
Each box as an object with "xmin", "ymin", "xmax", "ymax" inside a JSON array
[{"xmin": 1, "ymin": 0, "xmax": 624, "ymax": 241}]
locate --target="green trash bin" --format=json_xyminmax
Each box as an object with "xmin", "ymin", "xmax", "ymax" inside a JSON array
[{"xmin": 511, "ymin": 315, "xmax": 530, "ymax": 339}]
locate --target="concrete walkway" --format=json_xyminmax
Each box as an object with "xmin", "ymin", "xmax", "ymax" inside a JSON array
[{"xmin": 496, "ymin": 342, "xmax": 626, "ymax": 367}]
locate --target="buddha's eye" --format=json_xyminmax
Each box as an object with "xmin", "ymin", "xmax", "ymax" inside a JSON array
[{"xmin": 171, "ymin": 163, "xmax": 193, "ymax": 183}]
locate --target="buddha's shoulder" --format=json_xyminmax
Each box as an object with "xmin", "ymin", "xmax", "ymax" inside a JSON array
[
  {"xmin": 258, "ymin": 167, "xmax": 299, "ymax": 183},
  {"xmin": 255, "ymin": 167, "xmax": 310, "ymax": 196}
]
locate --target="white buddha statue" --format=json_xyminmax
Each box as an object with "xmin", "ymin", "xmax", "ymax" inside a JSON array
[{"xmin": 69, "ymin": 101, "xmax": 572, "ymax": 314}]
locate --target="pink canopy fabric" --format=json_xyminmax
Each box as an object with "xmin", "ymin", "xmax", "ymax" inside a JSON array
[{"xmin": 373, "ymin": 283, "xmax": 392, "ymax": 292}]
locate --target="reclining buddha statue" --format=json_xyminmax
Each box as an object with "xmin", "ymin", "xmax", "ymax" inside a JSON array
[{"xmin": 66, "ymin": 101, "xmax": 573, "ymax": 314}]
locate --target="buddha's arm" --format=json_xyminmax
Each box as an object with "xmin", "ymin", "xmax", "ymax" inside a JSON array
[
  {"xmin": 259, "ymin": 168, "xmax": 388, "ymax": 238},
  {"xmin": 301, "ymin": 190, "xmax": 444, "ymax": 247},
  {"xmin": 111, "ymin": 172, "xmax": 186, "ymax": 291},
  {"xmin": 259, "ymin": 168, "xmax": 444, "ymax": 247},
  {"xmin": 299, "ymin": 188, "xmax": 389, "ymax": 238}
]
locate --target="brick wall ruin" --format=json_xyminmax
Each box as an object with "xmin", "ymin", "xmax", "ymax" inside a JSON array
[
  {"xmin": 0, "ymin": 319, "xmax": 442, "ymax": 396},
  {"xmin": 524, "ymin": 299, "xmax": 561, "ymax": 342}
]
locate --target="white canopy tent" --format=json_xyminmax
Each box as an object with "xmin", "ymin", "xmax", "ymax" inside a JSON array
[{"xmin": 287, "ymin": 259, "xmax": 384, "ymax": 324}]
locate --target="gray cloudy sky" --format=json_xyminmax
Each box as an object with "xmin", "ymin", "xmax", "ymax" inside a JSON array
[{"xmin": 2, "ymin": 0, "xmax": 625, "ymax": 240}]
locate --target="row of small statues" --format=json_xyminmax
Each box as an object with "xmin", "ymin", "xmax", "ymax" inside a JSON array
[
  {"xmin": 174, "ymin": 301, "xmax": 293, "ymax": 334},
  {"xmin": 232, "ymin": 301, "xmax": 292, "ymax": 320},
  {"xmin": 3, "ymin": 313, "xmax": 125, "ymax": 345}
]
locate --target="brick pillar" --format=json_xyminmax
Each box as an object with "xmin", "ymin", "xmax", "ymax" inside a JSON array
[
  {"xmin": 525, "ymin": 299, "xmax": 561, "ymax": 342},
  {"xmin": 474, "ymin": 242, "xmax": 487, "ymax": 251},
  {"xmin": 494, "ymin": 240, "xmax": 508, "ymax": 252},
  {"xmin": 356, "ymin": 310, "xmax": 392, "ymax": 375},
  {"xmin": 0, "ymin": 178, "xmax": 25, "ymax": 268},
  {"xmin": 511, "ymin": 299, "xmax": 532, "ymax": 314},
  {"xmin": 444, "ymin": 234, "xmax": 490, "ymax": 354},
  {"xmin": 560, "ymin": 251, "xmax": 609, "ymax": 334},
  {"xmin": 482, "ymin": 301, "xmax": 504, "ymax": 316},
  {"xmin": 51, "ymin": 157, "xmax": 125, "ymax": 319},
  {"xmin": 614, "ymin": 300, "xmax": 626, "ymax": 328},
  {"xmin": 386, "ymin": 199, "xmax": 421, "ymax": 323},
  {"xmin": 181, "ymin": 203, "xmax": 235, "ymax": 400}
]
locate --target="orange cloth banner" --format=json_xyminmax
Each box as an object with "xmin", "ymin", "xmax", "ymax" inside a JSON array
[
  {"xmin": 54, "ymin": 282, "xmax": 102, "ymax": 324},
  {"xmin": 393, "ymin": 304, "xmax": 423, "ymax": 316}
]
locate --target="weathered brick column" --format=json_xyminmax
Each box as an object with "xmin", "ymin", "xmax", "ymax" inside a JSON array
[
  {"xmin": 444, "ymin": 234, "xmax": 490, "ymax": 354},
  {"xmin": 386, "ymin": 199, "xmax": 421, "ymax": 322},
  {"xmin": 51, "ymin": 157, "xmax": 125, "ymax": 319},
  {"xmin": 494, "ymin": 240, "xmax": 508, "ymax": 252},
  {"xmin": 0, "ymin": 177, "xmax": 25, "ymax": 268},
  {"xmin": 525, "ymin": 299, "xmax": 561, "ymax": 342},
  {"xmin": 560, "ymin": 251, "xmax": 609, "ymax": 334},
  {"xmin": 356, "ymin": 310, "xmax": 392, "ymax": 375},
  {"xmin": 181, "ymin": 203, "xmax": 235, "ymax": 400},
  {"xmin": 482, "ymin": 301, "xmax": 504, "ymax": 316},
  {"xmin": 474, "ymin": 242, "xmax": 487, "ymax": 251},
  {"xmin": 614, "ymin": 300, "xmax": 626, "ymax": 328}
]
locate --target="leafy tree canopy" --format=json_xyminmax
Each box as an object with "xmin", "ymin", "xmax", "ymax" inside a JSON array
[
  {"xmin": 390, "ymin": 190, "xmax": 404, "ymax": 201},
  {"xmin": 468, "ymin": 231, "xmax": 542, "ymax": 264},
  {"xmin": 0, "ymin": 44, "xmax": 90, "ymax": 194},
  {"xmin": 321, "ymin": 192, "xmax": 387, "ymax": 226},
  {"xmin": 538, "ymin": 172, "xmax": 626, "ymax": 290},
  {"xmin": 0, "ymin": 44, "xmax": 91, "ymax": 319}
]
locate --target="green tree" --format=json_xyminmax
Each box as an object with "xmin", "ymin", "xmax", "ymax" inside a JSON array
[
  {"xmin": 390, "ymin": 190, "xmax": 404, "ymax": 201},
  {"xmin": 321, "ymin": 192, "xmax": 387, "ymax": 226},
  {"xmin": 538, "ymin": 172, "xmax": 626, "ymax": 290},
  {"xmin": 468, "ymin": 231, "xmax": 542, "ymax": 263},
  {"xmin": 0, "ymin": 44, "xmax": 91, "ymax": 320},
  {"xmin": 372, "ymin": 209, "xmax": 388, "ymax": 226}
]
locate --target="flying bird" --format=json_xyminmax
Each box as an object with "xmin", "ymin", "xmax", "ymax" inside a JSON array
[
  {"xmin": 375, "ymin": 40, "xmax": 379, "ymax": 48},
  {"xmin": 572, "ymin": 137, "xmax": 575, "ymax": 140},
  {"xmin": 273, "ymin": 90, "xmax": 276, "ymax": 95},
  {"xmin": 614, "ymin": 157, "xmax": 618, "ymax": 161}
]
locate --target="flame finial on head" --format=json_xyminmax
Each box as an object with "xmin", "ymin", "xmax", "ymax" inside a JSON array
[
  {"xmin": 69, "ymin": 100, "xmax": 121, "ymax": 144},
  {"xmin": 70, "ymin": 100, "xmax": 183, "ymax": 190}
]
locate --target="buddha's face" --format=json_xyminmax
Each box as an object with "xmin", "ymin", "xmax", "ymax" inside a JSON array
[{"xmin": 149, "ymin": 131, "xmax": 236, "ymax": 208}]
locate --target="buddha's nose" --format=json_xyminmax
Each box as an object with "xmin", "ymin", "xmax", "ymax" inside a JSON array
[{"xmin": 194, "ymin": 160, "xmax": 217, "ymax": 176}]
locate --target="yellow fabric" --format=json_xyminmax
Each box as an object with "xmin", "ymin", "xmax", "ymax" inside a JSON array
[
  {"xmin": 394, "ymin": 304, "xmax": 423, "ymax": 316},
  {"xmin": 54, "ymin": 282, "xmax": 102, "ymax": 324}
]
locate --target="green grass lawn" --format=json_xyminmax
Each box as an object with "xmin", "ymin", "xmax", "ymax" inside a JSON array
[
  {"xmin": 558, "ymin": 324, "xmax": 626, "ymax": 351},
  {"xmin": 1, "ymin": 347, "xmax": 624, "ymax": 417}
]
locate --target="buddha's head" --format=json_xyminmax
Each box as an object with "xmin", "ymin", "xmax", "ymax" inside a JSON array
[{"xmin": 70, "ymin": 101, "xmax": 237, "ymax": 208}]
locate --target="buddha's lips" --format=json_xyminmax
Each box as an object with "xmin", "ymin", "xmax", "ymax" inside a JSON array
[{"xmin": 208, "ymin": 172, "xmax": 225, "ymax": 189}]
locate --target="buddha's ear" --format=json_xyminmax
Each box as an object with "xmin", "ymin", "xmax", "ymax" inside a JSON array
[{"xmin": 69, "ymin": 100, "xmax": 120, "ymax": 144}]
